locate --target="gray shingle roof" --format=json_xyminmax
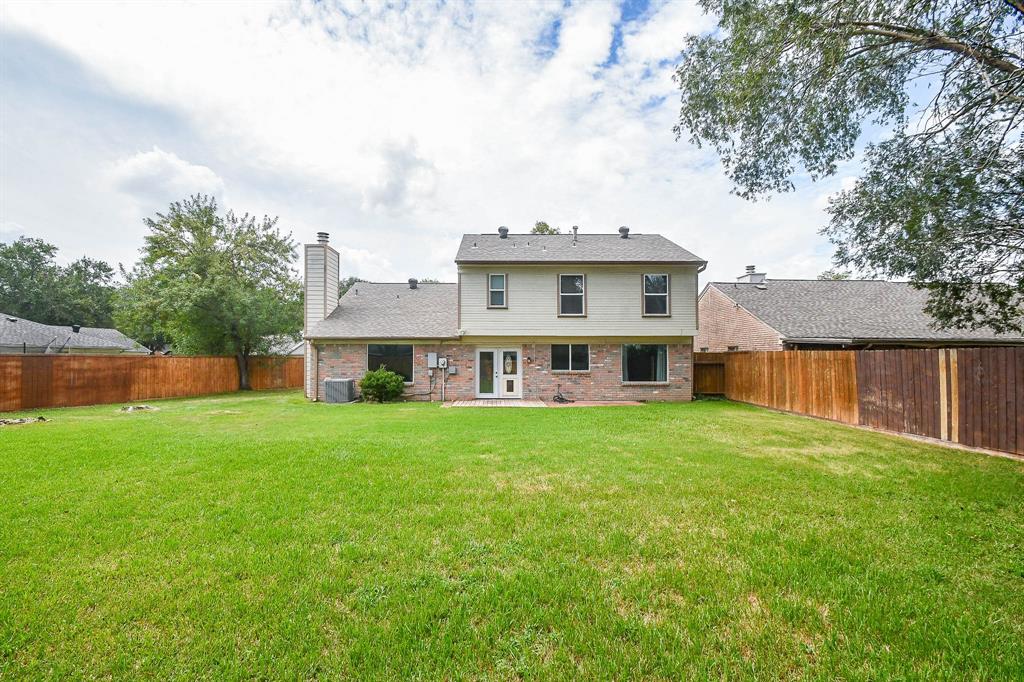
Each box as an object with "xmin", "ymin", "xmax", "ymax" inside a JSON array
[
  {"xmin": 306, "ymin": 283, "xmax": 458, "ymax": 340},
  {"xmin": 263, "ymin": 334, "xmax": 304, "ymax": 356},
  {"xmin": 0, "ymin": 314, "xmax": 148, "ymax": 352},
  {"xmin": 455, "ymin": 233, "xmax": 705, "ymax": 265},
  {"xmin": 709, "ymin": 280, "xmax": 1024, "ymax": 343}
]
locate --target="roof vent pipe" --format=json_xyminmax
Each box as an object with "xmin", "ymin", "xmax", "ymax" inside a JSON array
[
  {"xmin": 572, "ymin": 225, "xmax": 578, "ymax": 244},
  {"xmin": 316, "ymin": 231, "xmax": 329, "ymax": 244},
  {"xmin": 72, "ymin": 324, "xmax": 81, "ymax": 333},
  {"xmin": 408, "ymin": 278, "xmax": 418, "ymax": 289},
  {"xmin": 618, "ymin": 225, "xmax": 629, "ymax": 239},
  {"xmin": 498, "ymin": 226, "xmax": 509, "ymax": 239}
]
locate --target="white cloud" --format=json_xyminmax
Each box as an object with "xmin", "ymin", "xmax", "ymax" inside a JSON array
[
  {"xmin": 361, "ymin": 139, "xmax": 438, "ymax": 213},
  {"xmin": 0, "ymin": 221, "xmax": 29, "ymax": 249},
  {"xmin": 109, "ymin": 146, "xmax": 225, "ymax": 207},
  {"xmin": 620, "ymin": 0, "xmax": 716, "ymax": 66},
  {"xmin": 1, "ymin": 0, "xmax": 843, "ymax": 284}
]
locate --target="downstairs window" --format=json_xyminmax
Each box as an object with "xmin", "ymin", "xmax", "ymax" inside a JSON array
[
  {"xmin": 622, "ymin": 344, "xmax": 668, "ymax": 382},
  {"xmin": 367, "ymin": 344, "xmax": 414, "ymax": 383},
  {"xmin": 551, "ymin": 344, "xmax": 590, "ymax": 371}
]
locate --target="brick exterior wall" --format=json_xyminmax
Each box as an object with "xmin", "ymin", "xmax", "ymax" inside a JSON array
[
  {"xmin": 695, "ymin": 285, "xmax": 784, "ymax": 352},
  {"xmin": 315, "ymin": 341, "xmax": 693, "ymax": 402},
  {"xmin": 520, "ymin": 343, "xmax": 692, "ymax": 401}
]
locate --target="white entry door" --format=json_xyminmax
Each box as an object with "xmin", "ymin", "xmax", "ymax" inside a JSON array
[{"xmin": 476, "ymin": 348, "xmax": 522, "ymax": 398}]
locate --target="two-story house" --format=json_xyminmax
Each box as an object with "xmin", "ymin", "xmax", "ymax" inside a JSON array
[{"xmin": 304, "ymin": 227, "xmax": 706, "ymax": 402}]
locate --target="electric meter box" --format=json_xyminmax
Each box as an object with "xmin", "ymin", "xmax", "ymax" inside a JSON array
[{"xmin": 438, "ymin": 357, "xmax": 449, "ymax": 369}]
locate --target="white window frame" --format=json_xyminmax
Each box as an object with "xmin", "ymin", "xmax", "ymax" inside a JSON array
[
  {"xmin": 558, "ymin": 273, "xmax": 586, "ymax": 317},
  {"xmin": 487, "ymin": 273, "xmax": 507, "ymax": 309},
  {"xmin": 551, "ymin": 343, "xmax": 590, "ymax": 372},
  {"xmin": 642, "ymin": 273, "xmax": 670, "ymax": 317}
]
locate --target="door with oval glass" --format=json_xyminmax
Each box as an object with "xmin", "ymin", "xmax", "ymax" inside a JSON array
[{"xmin": 475, "ymin": 347, "xmax": 521, "ymax": 398}]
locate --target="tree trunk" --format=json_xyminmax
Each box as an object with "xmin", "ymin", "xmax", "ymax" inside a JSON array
[{"xmin": 236, "ymin": 351, "xmax": 252, "ymax": 391}]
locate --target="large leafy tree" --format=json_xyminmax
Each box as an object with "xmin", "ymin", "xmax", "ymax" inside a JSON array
[
  {"xmin": 338, "ymin": 276, "xmax": 365, "ymax": 297},
  {"xmin": 530, "ymin": 221, "xmax": 561, "ymax": 235},
  {"xmin": 115, "ymin": 195, "xmax": 302, "ymax": 389},
  {"xmin": 0, "ymin": 237, "xmax": 116, "ymax": 327},
  {"xmin": 675, "ymin": 1, "xmax": 1024, "ymax": 333}
]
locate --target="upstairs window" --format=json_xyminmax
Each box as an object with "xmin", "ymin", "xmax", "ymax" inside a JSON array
[
  {"xmin": 559, "ymin": 274, "xmax": 585, "ymax": 316},
  {"xmin": 551, "ymin": 344, "xmax": 590, "ymax": 371},
  {"xmin": 643, "ymin": 274, "xmax": 670, "ymax": 316},
  {"xmin": 367, "ymin": 344, "xmax": 414, "ymax": 383},
  {"xmin": 488, "ymin": 273, "xmax": 507, "ymax": 308}
]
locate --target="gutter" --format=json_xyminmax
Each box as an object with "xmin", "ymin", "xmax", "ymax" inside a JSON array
[
  {"xmin": 303, "ymin": 335, "xmax": 461, "ymax": 342},
  {"xmin": 454, "ymin": 259, "xmax": 708, "ymax": 267},
  {"xmin": 783, "ymin": 337, "xmax": 1024, "ymax": 347}
]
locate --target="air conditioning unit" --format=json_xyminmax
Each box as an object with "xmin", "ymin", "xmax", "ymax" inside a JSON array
[{"xmin": 324, "ymin": 378, "xmax": 355, "ymax": 403}]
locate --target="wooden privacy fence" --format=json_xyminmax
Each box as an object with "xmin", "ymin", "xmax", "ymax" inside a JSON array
[
  {"xmin": 695, "ymin": 349, "xmax": 1024, "ymax": 457},
  {"xmin": 0, "ymin": 355, "xmax": 303, "ymax": 412}
]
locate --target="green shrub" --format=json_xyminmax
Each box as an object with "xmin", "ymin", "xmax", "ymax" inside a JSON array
[{"xmin": 359, "ymin": 366, "xmax": 406, "ymax": 402}]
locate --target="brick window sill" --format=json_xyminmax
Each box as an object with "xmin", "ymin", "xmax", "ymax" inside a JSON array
[
  {"xmin": 621, "ymin": 381, "xmax": 671, "ymax": 386},
  {"xmin": 551, "ymin": 370, "xmax": 591, "ymax": 375}
]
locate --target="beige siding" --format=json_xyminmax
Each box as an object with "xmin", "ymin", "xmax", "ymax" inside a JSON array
[
  {"xmin": 458, "ymin": 265, "xmax": 698, "ymax": 337},
  {"xmin": 324, "ymin": 250, "xmax": 339, "ymax": 315},
  {"xmin": 304, "ymin": 243, "xmax": 340, "ymax": 399},
  {"xmin": 304, "ymin": 246, "xmax": 324, "ymax": 330},
  {"xmin": 304, "ymin": 244, "xmax": 340, "ymax": 329}
]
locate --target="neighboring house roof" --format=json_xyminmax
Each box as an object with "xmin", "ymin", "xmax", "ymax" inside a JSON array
[
  {"xmin": 0, "ymin": 313, "xmax": 149, "ymax": 353},
  {"xmin": 706, "ymin": 280, "xmax": 1024, "ymax": 343},
  {"xmin": 455, "ymin": 233, "xmax": 706, "ymax": 265},
  {"xmin": 264, "ymin": 335, "xmax": 304, "ymax": 356},
  {"xmin": 77, "ymin": 326, "xmax": 146, "ymax": 349},
  {"xmin": 306, "ymin": 283, "xmax": 458, "ymax": 340}
]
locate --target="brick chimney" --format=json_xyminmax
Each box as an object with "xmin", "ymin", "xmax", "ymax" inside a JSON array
[
  {"xmin": 737, "ymin": 264, "xmax": 766, "ymax": 283},
  {"xmin": 304, "ymin": 232, "xmax": 340, "ymax": 399}
]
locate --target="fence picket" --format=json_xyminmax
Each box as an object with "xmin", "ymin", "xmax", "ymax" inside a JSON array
[
  {"xmin": 0, "ymin": 355, "xmax": 303, "ymax": 412},
  {"xmin": 693, "ymin": 348, "xmax": 1023, "ymax": 456}
]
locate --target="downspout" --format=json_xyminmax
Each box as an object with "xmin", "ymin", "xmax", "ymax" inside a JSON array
[
  {"xmin": 312, "ymin": 342, "xmax": 319, "ymax": 401},
  {"xmin": 695, "ymin": 262, "xmax": 708, "ymax": 334}
]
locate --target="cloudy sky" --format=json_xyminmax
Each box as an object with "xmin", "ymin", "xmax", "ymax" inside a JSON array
[{"xmin": 1, "ymin": 0, "xmax": 852, "ymax": 286}]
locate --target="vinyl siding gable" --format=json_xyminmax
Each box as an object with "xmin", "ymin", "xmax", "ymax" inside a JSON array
[{"xmin": 458, "ymin": 264, "xmax": 698, "ymax": 337}]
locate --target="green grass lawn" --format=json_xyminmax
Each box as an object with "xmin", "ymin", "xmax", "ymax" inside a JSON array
[{"xmin": 2, "ymin": 391, "xmax": 1023, "ymax": 679}]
